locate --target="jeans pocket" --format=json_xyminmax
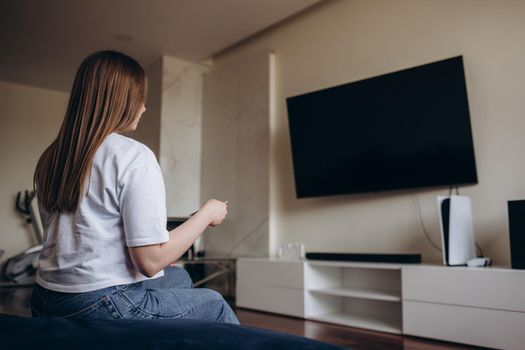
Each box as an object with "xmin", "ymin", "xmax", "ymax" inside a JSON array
[
  {"xmin": 63, "ymin": 295, "xmax": 122, "ymax": 320},
  {"xmin": 116, "ymin": 289, "xmax": 191, "ymax": 319}
]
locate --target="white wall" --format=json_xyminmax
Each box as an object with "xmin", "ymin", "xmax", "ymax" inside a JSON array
[
  {"xmin": 0, "ymin": 81, "xmax": 68, "ymax": 261},
  {"xmin": 202, "ymin": 49, "xmax": 270, "ymax": 257},
  {"xmin": 212, "ymin": 0, "xmax": 525, "ymax": 264}
]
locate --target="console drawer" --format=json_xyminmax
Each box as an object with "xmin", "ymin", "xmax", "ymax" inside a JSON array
[
  {"xmin": 236, "ymin": 282, "xmax": 306, "ymax": 317},
  {"xmin": 403, "ymin": 265, "xmax": 525, "ymax": 312},
  {"xmin": 237, "ymin": 258, "xmax": 305, "ymax": 289},
  {"xmin": 403, "ymin": 300, "xmax": 525, "ymax": 350}
]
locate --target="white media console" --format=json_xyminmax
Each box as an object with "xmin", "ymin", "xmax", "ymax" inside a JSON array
[{"xmin": 236, "ymin": 258, "xmax": 525, "ymax": 349}]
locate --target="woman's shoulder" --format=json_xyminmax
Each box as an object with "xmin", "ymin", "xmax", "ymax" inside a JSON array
[
  {"xmin": 105, "ymin": 133, "xmax": 154, "ymax": 155},
  {"xmin": 99, "ymin": 133, "xmax": 157, "ymax": 167}
]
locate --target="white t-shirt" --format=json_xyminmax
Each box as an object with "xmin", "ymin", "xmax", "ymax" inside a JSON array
[{"xmin": 36, "ymin": 133, "xmax": 169, "ymax": 293}]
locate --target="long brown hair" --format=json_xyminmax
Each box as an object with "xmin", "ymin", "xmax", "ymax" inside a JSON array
[{"xmin": 34, "ymin": 50, "xmax": 147, "ymax": 213}]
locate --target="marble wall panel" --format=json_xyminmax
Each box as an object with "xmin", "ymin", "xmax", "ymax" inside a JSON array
[{"xmin": 160, "ymin": 56, "xmax": 209, "ymax": 218}]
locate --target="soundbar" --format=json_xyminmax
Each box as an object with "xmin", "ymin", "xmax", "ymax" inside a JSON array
[{"xmin": 305, "ymin": 252, "xmax": 422, "ymax": 264}]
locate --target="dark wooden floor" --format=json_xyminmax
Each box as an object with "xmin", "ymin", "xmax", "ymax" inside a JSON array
[{"xmin": 235, "ymin": 308, "xmax": 489, "ymax": 350}]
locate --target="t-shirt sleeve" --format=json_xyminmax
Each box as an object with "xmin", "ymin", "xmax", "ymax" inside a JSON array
[{"xmin": 119, "ymin": 157, "xmax": 169, "ymax": 247}]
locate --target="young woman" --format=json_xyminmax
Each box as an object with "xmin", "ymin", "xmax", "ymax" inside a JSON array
[{"xmin": 30, "ymin": 50, "xmax": 239, "ymax": 324}]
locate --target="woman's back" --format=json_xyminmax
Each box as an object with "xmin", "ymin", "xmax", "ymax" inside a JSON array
[{"xmin": 36, "ymin": 133, "xmax": 169, "ymax": 293}]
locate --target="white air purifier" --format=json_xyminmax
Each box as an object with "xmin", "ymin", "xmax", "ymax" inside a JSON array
[{"xmin": 437, "ymin": 195, "xmax": 476, "ymax": 266}]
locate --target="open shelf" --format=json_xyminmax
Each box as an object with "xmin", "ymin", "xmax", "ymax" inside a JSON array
[
  {"xmin": 309, "ymin": 312, "xmax": 402, "ymax": 334},
  {"xmin": 305, "ymin": 263, "xmax": 403, "ymax": 334},
  {"xmin": 308, "ymin": 286, "xmax": 401, "ymax": 302}
]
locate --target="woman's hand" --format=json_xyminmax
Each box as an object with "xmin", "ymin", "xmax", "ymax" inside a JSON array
[{"xmin": 201, "ymin": 199, "xmax": 228, "ymax": 226}]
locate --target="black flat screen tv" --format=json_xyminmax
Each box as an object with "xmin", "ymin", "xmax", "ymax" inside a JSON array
[{"xmin": 286, "ymin": 56, "xmax": 478, "ymax": 198}]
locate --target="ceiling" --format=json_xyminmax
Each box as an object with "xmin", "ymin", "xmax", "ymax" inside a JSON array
[{"xmin": 0, "ymin": 0, "xmax": 322, "ymax": 92}]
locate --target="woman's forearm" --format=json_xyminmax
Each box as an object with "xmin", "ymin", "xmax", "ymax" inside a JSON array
[
  {"xmin": 128, "ymin": 199, "xmax": 227, "ymax": 277},
  {"xmin": 128, "ymin": 210, "xmax": 211, "ymax": 277},
  {"xmin": 159, "ymin": 210, "xmax": 212, "ymax": 266}
]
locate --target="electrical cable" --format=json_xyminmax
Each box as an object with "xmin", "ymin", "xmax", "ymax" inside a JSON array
[
  {"xmin": 226, "ymin": 218, "xmax": 268, "ymax": 257},
  {"xmin": 415, "ymin": 193, "xmax": 442, "ymax": 253},
  {"xmin": 475, "ymin": 242, "xmax": 484, "ymax": 258}
]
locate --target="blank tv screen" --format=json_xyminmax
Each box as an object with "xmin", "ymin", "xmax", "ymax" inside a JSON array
[{"xmin": 286, "ymin": 56, "xmax": 478, "ymax": 198}]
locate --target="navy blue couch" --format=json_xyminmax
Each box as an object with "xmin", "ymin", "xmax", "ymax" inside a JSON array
[{"xmin": 0, "ymin": 314, "xmax": 348, "ymax": 349}]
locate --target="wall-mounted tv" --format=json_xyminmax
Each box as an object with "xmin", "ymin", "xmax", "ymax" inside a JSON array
[{"xmin": 286, "ymin": 56, "xmax": 478, "ymax": 198}]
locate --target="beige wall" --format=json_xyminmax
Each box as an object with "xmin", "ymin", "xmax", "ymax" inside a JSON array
[
  {"xmin": 0, "ymin": 81, "xmax": 68, "ymax": 261},
  {"xmin": 213, "ymin": 0, "xmax": 525, "ymax": 264}
]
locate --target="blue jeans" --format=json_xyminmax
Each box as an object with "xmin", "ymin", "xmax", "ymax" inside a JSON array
[{"xmin": 30, "ymin": 267, "xmax": 239, "ymax": 324}]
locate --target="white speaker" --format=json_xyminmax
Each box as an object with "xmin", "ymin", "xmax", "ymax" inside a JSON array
[{"xmin": 437, "ymin": 195, "xmax": 476, "ymax": 266}]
